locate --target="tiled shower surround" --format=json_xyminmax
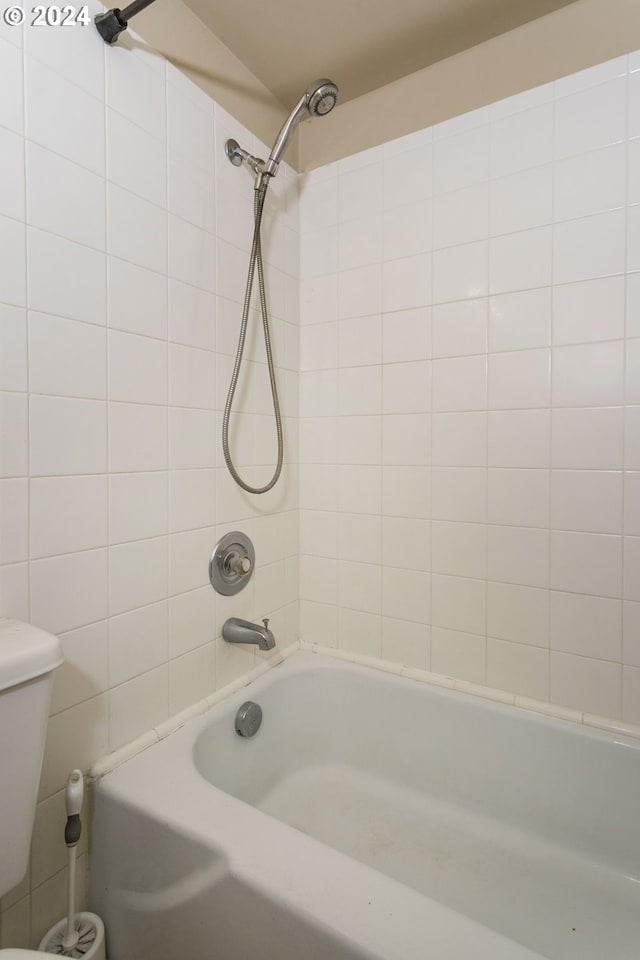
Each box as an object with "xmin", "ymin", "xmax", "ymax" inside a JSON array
[
  {"xmin": 0, "ymin": 7, "xmax": 298, "ymax": 946},
  {"xmin": 1, "ymin": 5, "xmax": 640, "ymax": 947},
  {"xmin": 298, "ymin": 52, "xmax": 640, "ymax": 727}
]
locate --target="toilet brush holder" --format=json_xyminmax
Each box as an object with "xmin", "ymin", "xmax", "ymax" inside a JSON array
[
  {"xmin": 39, "ymin": 771, "xmax": 106, "ymax": 959},
  {"xmin": 39, "ymin": 912, "xmax": 105, "ymax": 960}
]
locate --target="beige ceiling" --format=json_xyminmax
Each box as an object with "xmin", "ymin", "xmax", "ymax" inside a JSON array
[{"xmin": 180, "ymin": 0, "xmax": 578, "ymax": 108}]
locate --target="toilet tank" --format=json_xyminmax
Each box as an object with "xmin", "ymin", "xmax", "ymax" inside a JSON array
[{"xmin": 0, "ymin": 619, "xmax": 63, "ymax": 898}]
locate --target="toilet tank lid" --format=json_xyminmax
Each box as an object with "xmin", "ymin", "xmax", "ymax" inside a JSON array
[{"xmin": 0, "ymin": 619, "xmax": 63, "ymax": 692}]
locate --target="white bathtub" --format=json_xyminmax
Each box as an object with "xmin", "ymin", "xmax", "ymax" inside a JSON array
[{"xmin": 90, "ymin": 651, "xmax": 640, "ymax": 960}]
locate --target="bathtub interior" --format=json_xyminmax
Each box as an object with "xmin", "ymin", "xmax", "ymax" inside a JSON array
[{"xmin": 191, "ymin": 657, "xmax": 640, "ymax": 960}]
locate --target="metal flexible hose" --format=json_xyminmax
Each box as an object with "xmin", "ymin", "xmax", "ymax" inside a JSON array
[{"xmin": 221, "ymin": 178, "xmax": 284, "ymax": 494}]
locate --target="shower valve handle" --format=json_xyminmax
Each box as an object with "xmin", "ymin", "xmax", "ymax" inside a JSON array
[{"xmin": 228, "ymin": 552, "xmax": 251, "ymax": 576}]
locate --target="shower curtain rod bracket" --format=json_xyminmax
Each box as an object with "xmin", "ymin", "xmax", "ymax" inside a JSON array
[{"xmin": 95, "ymin": 0, "xmax": 158, "ymax": 44}]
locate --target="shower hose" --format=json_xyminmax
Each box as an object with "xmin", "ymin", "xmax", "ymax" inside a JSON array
[{"xmin": 222, "ymin": 177, "xmax": 284, "ymax": 494}]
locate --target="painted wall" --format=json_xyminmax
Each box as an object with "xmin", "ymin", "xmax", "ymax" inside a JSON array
[
  {"xmin": 298, "ymin": 51, "xmax": 640, "ymax": 724},
  {"xmin": 0, "ymin": 6, "xmax": 299, "ymax": 947},
  {"xmin": 300, "ymin": 0, "xmax": 640, "ymax": 171}
]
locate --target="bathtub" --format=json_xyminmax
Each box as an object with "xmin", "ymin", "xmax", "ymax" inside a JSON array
[{"xmin": 90, "ymin": 650, "xmax": 640, "ymax": 960}]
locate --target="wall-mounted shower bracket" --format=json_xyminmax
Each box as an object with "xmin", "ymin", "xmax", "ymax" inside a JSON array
[
  {"xmin": 225, "ymin": 139, "xmax": 267, "ymax": 179},
  {"xmin": 209, "ymin": 531, "xmax": 255, "ymax": 596}
]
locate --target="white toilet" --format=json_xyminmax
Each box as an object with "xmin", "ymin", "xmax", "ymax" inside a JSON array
[{"xmin": 0, "ymin": 618, "xmax": 63, "ymax": 959}]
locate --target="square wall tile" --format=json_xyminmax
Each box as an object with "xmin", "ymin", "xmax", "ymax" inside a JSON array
[
  {"xmin": 490, "ymin": 104, "xmax": 553, "ymax": 178},
  {"xmin": 550, "ymin": 530, "xmax": 622, "ymax": 598},
  {"xmin": 433, "ymin": 240, "xmax": 488, "ymax": 304},
  {"xmin": 432, "ymin": 355, "xmax": 487, "ymax": 412},
  {"xmin": 383, "ymin": 200, "xmax": 432, "ymax": 260},
  {"xmin": 554, "ymin": 144, "xmax": 626, "ymax": 222},
  {"xmin": 108, "ymin": 330, "xmax": 167, "ymax": 405},
  {"xmin": 109, "ymin": 473, "xmax": 168, "ymax": 544},
  {"xmin": 431, "ymin": 574, "xmax": 485, "ymax": 636},
  {"xmin": 432, "ymin": 520, "xmax": 487, "ymax": 580},
  {"xmin": 487, "ymin": 525, "xmax": 549, "ymax": 588},
  {"xmin": 553, "ymin": 210, "xmax": 625, "ymax": 285},
  {"xmin": 30, "ymin": 549, "xmax": 108, "ymax": 635},
  {"xmin": 382, "ymin": 254, "xmax": 431, "ymax": 312},
  {"xmin": 434, "ymin": 182, "xmax": 488, "ymax": 249},
  {"xmin": 382, "ymin": 466, "xmax": 430, "ymax": 519},
  {"xmin": 487, "ymin": 581, "xmax": 549, "ymax": 647},
  {"xmin": 109, "ymin": 402, "xmax": 167, "ymax": 473},
  {"xmin": 554, "ymin": 78, "xmax": 626, "ymax": 160},
  {"xmin": 29, "ymin": 313, "xmax": 106, "ymax": 399},
  {"xmin": 490, "ymin": 165, "xmax": 552, "ymax": 236},
  {"xmin": 550, "ymin": 591, "xmax": 622, "ymax": 661},
  {"xmin": 109, "ymin": 536, "xmax": 168, "ymax": 616},
  {"xmin": 383, "ymin": 145, "xmax": 432, "ymax": 209},
  {"xmin": 487, "ymin": 638, "xmax": 549, "ymax": 700},
  {"xmin": 29, "ymin": 229, "xmax": 106, "ymax": 327},
  {"xmin": 489, "ymin": 288, "xmax": 551, "ymax": 353},
  {"xmin": 109, "ymin": 666, "xmax": 168, "ymax": 752},
  {"xmin": 382, "ymin": 566, "xmax": 430, "ymax": 623},
  {"xmin": 382, "ymin": 516, "xmax": 430, "ymax": 572},
  {"xmin": 552, "ymin": 276, "xmax": 624, "ymax": 345},
  {"xmin": 431, "ymin": 626, "xmax": 486, "ymax": 684},
  {"xmin": 107, "ymin": 183, "xmax": 166, "ymax": 274},
  {"xmin": 433, "ymin": 125, "xmax": 489, "ymax": 195},
  {"xmin": 383, "ymin": 361, "xmax": 430, "ymax": 414},
  {"xmin": 550, "ymin": 470, "xmax": 623, "ymax": 534},
  {"xmin": 432, "ymin": 467, "xmax": 486, "ymax": 523},
  {"xmin": 489, "ymin": 226, "xmax": 552, "ymax": 295},
  {"xmin": 488, "ymin": 468, "xmax": 549, "ymax": 528},
  {"xmin": 106, "ymin": 42, "xmax": 166, "ymax": 141},
  {"xmin": 30, "ymin": 476, "xmax": 107, "ymax": 559},
  {"xmin": 488, "ymin": 410, "xmax": 550, "ymax": 468},
  {"xmin": 488, "ymin": 349, "xmax": 550, "ymax": 410},
  {"xmin": 432, "ymin": 299, "xmax": 487, "ymax": 359},
  {"xmin": 432, "ymin": 412, "xmax": 487, "ymax": 467},
  {"xmin": 552, "ymin": 341, "xmax": 624, "ymax": 407},
  {"xmin": 382, "ymin": 414, "xmax": 430, "ymax": 466},
  {"xmin": 550, "ymin": 651, "xmax": 621, "ymax": 718},
  {"xmin": 27, "ymin": 142, "xmax": 105, "ymax": 251},
  {"xmin": 109, "ymin": 601, "xmax": 168, "ymax": 687},
  {"xmin": 381, "ymin": 617, "xmax": 429, "ymax": 670},
  {"xmin": 337, "ymin": 608, "xmax": 381, "ymax": 659},
  {"xmin": 26, "ymin": 55, "xmax": 105, "ymax": 176},
  {"xmin": 382, "ymin": 307, "xmax": 430, "ymax": 363},
  {"xmin": 30, "ymin": 396, "xmax": 107, "ymax": 476},
  {"xmin": 551, "ymin": 407, "xmax": 624, "ymax": 470}
]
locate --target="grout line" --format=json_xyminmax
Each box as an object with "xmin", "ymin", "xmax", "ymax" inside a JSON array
[{"xmin": 547, "ymin": 81, "xmax": 556, "ymax": 702}]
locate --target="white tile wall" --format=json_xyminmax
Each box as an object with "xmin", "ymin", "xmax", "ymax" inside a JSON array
[
  {"xmin": 4, "ymin": 22, "xmax": 640, "ymax": 952},
  {"xmin": 0, "ymin": 14, "xmax": 298, "ymax": 948},
  {"xmin": 299, "ymin": 51, "xmax": 640, "ymax": 728}
]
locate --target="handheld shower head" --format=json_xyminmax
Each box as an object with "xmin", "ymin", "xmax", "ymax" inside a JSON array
[
  {"xmin": 307, "ymin": 79, "xmax": 339, "ymax": 117},
  {"xmin": 265, "ymin": 78, "xmax": 339, "ymax": 176}
]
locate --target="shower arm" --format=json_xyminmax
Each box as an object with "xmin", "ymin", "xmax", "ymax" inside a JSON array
[{"xmin": 94, "ymin": 0, "xmax": 159, "ymax": 44}]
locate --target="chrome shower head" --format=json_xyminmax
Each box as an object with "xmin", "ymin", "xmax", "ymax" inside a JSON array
[
  {"xmin": 265, "ymin": 78, "xmax": 339, "ymax": 176},
  {"xmin": 307, "ymin": 79, "xmax": 339, "ymax": 117}
]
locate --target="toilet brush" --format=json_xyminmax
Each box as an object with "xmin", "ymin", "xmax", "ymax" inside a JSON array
[{"xmin": 39, "ymin": 771, "xmax": 106, "ymax": 960}]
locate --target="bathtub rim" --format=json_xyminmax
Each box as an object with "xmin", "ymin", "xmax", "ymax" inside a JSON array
[{"xmin": 88, "ymin": 640, "xmax": 640, "ymax": 784}]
